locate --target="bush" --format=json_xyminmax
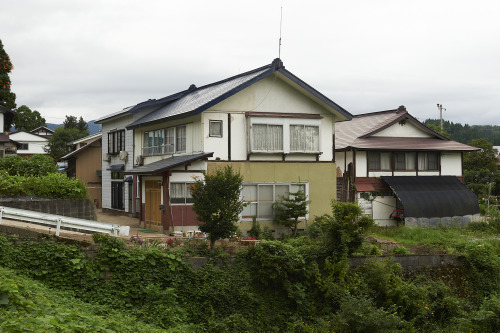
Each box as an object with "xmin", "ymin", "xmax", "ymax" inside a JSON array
[
  {"xmin": 0, "ymin": 154, "xmax": 57, "ymax": 176},
  {"xmin": 323, "ymin": 201, "xmax": 374, "ymax": 258}
]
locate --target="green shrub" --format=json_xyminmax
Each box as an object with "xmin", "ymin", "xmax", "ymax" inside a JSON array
[
  {"xmin": 0, "ymin": 154, "xmax": 57, "ymax": 176},
  {"xmin": 392, "ymin": 246, "xmax": 411, "ymax": 255}
]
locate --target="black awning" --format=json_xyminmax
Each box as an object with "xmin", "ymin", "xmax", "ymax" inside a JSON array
[
  {"xmin": 381, "ymin": 176, "xmax": 480, "ymax": 218},
  {"xmin": 107, "ymin": 164, "xmax": 125, "ymax": 171},
  {"xmin": 123, "ymin": 176, "xmax": 133, "ymax": 182}
]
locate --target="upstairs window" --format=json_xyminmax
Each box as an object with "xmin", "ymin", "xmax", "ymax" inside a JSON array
[
  {"xmin": 251, "ymin": 124, "xmax": 283, "ymax": 152},
  {"xmin": 209, "ymin": 120, "xmax": 223, "ymax": 137},
  {"xmin": 290, "ymin": 125, "xmax": 319, "ymax": 152},
  {"xmin": 368, "ymin": 152, "xmax": 391, "ymax": 171},
  {"xmin": 108, "ymin": 130, "xmax": 125, "ymax": 155},
  {"xmin": 18, "ymin": 143, "xmax": 29, "ymax": 150},
  {"xmin": 248, "ymin": 116, "xmax": 321, "ymax": 154},
  {"xmin": 395, "ymin": 152, "xmax": 416, "ymax": 171},
  {"xmin": 418, "ymin": 152, "xmax": 439, "ymax": 171},
  {"xmin": 143, "ymin": 125, "xmax": 186, "ymax": 156}
]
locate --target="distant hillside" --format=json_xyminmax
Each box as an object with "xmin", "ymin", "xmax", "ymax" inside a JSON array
[
  {"xmin": 41, "ymin": 121, "xmax": 102, "ymax": 135},
  {"xmin": 424, "ymin": 119, "xmax": 500, "ymax": 145}
]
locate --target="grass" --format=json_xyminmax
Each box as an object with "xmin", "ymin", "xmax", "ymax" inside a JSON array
[{"xmin": 370, "ymin": 221, "xmax": 500, "ymax": 255}]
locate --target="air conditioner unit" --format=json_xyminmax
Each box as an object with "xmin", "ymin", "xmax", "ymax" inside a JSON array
[
  {"xmin": 135, "ymin": 155, "xmax": 144, "ymax": 166},
  {"xmin": 119, "ymin": 150, "xmax": 128, "ymax": 160},
  {"xmin": 103, "ymin": 153, "xmax": 111, "ymax": 162}
]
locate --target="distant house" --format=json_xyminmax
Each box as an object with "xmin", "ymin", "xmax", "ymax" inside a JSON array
[
  {"xmin": 97, "ymin": 59, "xmax": 352, "ymax": 234},
  {"xmin": 335, "ymin": 106, "xmax": 480, "ymax": 226},
  {"xmin": 7, "ymin": 131, "xmax": 48, "ymax": 156},
  {"xmin": 30, "ymin": 126, "xmax": 54, "ymax": 139},
  {"xmin": 0, "ymin": 105, "xmax": 15, "ymax": 157},
  {"xmin": 60, "ymin": 133, "xmax": 102, "ymax": 207}
]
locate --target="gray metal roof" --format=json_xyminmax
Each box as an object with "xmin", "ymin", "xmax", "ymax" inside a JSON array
[
  {"xmin": 126, "ymin": 58, "xmax": 352, "ymax": 129},
  {"xmin": 125, "ymin": 152, "xmax": 213, "ymax": 175},
  {"xmin": 336, "ymin": 107, "xmax": 478, "ymax": 152},
  {"xmin": 382, "ymin": 176, "xmax": 479, "ymax": 218}
]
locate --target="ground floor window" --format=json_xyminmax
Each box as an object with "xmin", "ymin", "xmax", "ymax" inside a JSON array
[
  {"xmin": 111, "ymin": 181, "xmax": 124, "ymax": 210},
  {"xmin": 241, "ymin": 182, "xmax": 307, "ymax": 220},
  {"xmin": 170, "ymin": 182, "xmax": 193, "ymax": 204}
]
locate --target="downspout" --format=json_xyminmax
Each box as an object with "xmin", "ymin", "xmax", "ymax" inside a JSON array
[{"xmin": 228, "ymin": 113, "xmax": 231, "ymax": 161}]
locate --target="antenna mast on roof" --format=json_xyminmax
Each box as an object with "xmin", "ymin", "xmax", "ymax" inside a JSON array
[
  {"xmin": 437, "ymin": 104, "xmax": 446, "ymax": 132},
  {"xmin": 278, "ymin": 5, "xmax": 283, "ymax": 60}
]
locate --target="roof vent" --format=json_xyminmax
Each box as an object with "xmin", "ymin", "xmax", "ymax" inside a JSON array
[
  {"xmin": 397, "ymin": 105, "xmax": 406, "ymax": 113},
  {"xmin": 188, "ymin": 84, "xmax": 197, "ymax": 91}
]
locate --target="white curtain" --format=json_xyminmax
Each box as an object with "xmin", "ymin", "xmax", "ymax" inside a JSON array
[{"xmin": 252, "ymin": 124, "xmax": 283, "ymax": 151}]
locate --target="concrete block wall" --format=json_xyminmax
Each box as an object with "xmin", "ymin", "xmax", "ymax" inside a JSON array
[{"xmin": 0, "ymin": 198, "xmax": 97, "ymax": 220}]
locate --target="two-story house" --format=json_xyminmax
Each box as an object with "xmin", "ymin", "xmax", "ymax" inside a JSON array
[
  {"xmin": 60, "ymin": 133, "xmax": 103, "ymax": 207},
  {"xmin": 7, "ymin": 130, "xmax": 49, "ymax": 156},
  {"xmin": 335, "ymin": 106, "xmax": 480, "ymax": 226},
  {"xmin": 102, "ymin": 59, "xmax": 352, "ymax": 234}
]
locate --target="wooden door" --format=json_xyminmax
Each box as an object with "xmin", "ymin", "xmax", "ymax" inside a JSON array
[{"xmin": 145, "ymin": 181, "xmax": 162, "ymax": 230}]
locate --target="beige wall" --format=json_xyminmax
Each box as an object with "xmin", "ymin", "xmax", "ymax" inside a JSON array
[{"xmin": 208, "ymin": 161, "xmax": 337, "ymax": 232}]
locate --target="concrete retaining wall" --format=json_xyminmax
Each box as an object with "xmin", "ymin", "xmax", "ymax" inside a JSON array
[
  {"xmin": 405, "ymin": 214, "xmax": 481, "ymax": 227},
  {"xmin": 348, "ymin": 254, "xmax": 463, "ymax": 270},
  {"xmin": 0, "ymin": 198, "xmax": 97, "ymax": 220}
]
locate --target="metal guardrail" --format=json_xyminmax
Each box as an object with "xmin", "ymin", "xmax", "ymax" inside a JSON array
[{"xmin": 0, "ymin": 206, "xmax": 130, "ymax": 237}]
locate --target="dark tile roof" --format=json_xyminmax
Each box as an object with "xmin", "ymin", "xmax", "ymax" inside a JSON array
[
  {"xmin": 126, "ymin": 58, "xmax": 352, "ymax": 129},
  {"xmin": 125, "ymin": 152, "xmax": 213, "ymax": 175}
]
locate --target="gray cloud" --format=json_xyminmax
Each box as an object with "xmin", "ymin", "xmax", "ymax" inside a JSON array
[{"xmin": 2, "ymin": 0, "xmax": 499, "ymax": 125}]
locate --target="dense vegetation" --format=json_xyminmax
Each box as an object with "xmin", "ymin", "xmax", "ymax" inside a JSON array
[
  {"xmin": 424, "ymin": 119, "xmax": 500, "ymax": 145},
  {"xmin": 0, "ymin": 154, "xmax": 87, "ymax": 199},
  {"xmin": 2, "ymin": 202, "xmax": 500, "ymax": 332}
]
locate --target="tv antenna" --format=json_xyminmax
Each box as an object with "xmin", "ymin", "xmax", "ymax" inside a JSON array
[
  {"xmin": 437, "ymin": 103, "xmax": 446, "ymax": 132},
  {"xmin": 278, "ymin": 5, "xmax": 283, "ymax": 60}
]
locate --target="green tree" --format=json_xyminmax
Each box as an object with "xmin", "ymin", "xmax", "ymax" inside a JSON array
[
  {"xmin": 13, "ymin": 105, "xmax": 46, "ymax": 131},
  {"xmin": 0, "ymin": 39, "xmax": 16, "ymax": 110},
  {"xmin": 313, "ymin": 201, "xmax": 374, "ymax": 258},
  {"xmin": 190, "ymin": 166, "xmax": 245, "ymax": 249},
  {"xmin": 463, "ymin": 138, "xmax": 499, "ymax": 196},
  {"xmin": 425, "ymin": 122, "xmax": 451, "ymax": 138},
  {"xmin": 273, "ymin": 189, "xmax": 310, "ymax": 236},
  {"xmin": 63, "ymin": 115, "xmax": 88, "ymax": 132},
  {"xmin": 44, "ymin": 126, "xmax": 89, "ymax": 161}
]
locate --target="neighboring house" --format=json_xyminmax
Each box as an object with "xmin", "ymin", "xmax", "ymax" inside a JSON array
[
  {"xmin": 7, "ymin": 131, "xmax": 48, "ymax": 156},
  {"xmin": 335, "ymin": 106, "xmax": 480, "ymax": 226},
  {"xmin": 30, "ymin": 126, "xmax": 54, "ymax": 139},
  {"xmin": 60, "ymin": 133, "xmax": 103, "ymax": 207},
  {"xmin": 98, "ymin": 58, "xmax": 352, "ymax": 234},
  {"xmin": 0, "ymin": 105, "xmax": 15, "ymax": 157}
]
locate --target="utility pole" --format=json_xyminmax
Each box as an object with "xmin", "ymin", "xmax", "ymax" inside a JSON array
[{"xmin": 437, "ymin": 104, "xmax": 446, "ymax": 132}]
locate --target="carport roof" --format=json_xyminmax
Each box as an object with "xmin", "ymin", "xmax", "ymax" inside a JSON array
[{"xmin": 381, "ymin": 176, "xmax": 480, "ymax": 218}]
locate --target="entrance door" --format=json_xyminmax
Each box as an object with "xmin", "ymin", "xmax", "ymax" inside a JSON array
[{"xmin": 145, "ymin": 181, "xmax": 162, "ymax": 230}]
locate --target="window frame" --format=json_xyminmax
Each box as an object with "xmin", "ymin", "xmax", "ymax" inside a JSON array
[
  {"xmin": 367, "ymin": 151, "xmax": 392, "ymax": 171},
  {"xmin": 108, "ymin": 130, "xmax": 125, "ymax": 155},
  {"xmin": 240, "ymin": 182, "xmax": 308, "ymax": 221},
  {"xmin": 143, "ymin": 125, "xmax": 187, "ymax": 156},
  {"xmin": 248, "ymin": 117, "xmax": 321, "ymax": 154},
  {"xmin": 170, "ymin": 182, "xmax": 193, "ymax": 205},
  {"xmin": 209, "ymin": 120, "xmax": 223, "ymax": 138},
  {"xmin": 18, "ymin": 143, "xmax": 29, "ymax": 150},
  {"xmin": 367, "ymin": 151, "xmax": 441, "ymax": 172},
  {"xmin": 418, "ymin": 152, "xmax": 439, "ymax": 171}
]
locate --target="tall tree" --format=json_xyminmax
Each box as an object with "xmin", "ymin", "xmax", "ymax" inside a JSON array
[
  {"xmin": 0, "ymin": 39, "xmax": 16, "ymax": 110},
  {"xmin": 190, "ymin": 166, "xmax": 246, "ymax": 249},
  {"xmin": 13, "ymin": 105, "xmax": 46, "ymax": 131},
  {"xmin": 63, "ymin": 115, "xmax": 78, "ymax": 129},
  {"xmin": 44, "ymin": 126, "xmax": 89, "ymax": 161}
]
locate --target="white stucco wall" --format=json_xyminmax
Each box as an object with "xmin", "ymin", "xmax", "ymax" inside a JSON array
[
  {"xmin": 373, "ymin": 121, "xmax": 433, "ymax": 138},
  {"xmin": 440, "ymin": 152, "xmax": 462, "ymax": 176},
  {"xmin": 101, "ymin": 114, "xmax": 134, "ymax": 212},
  {"xmin": 9, "ymin": 132, "xmax": 48, "ymax": 155}
]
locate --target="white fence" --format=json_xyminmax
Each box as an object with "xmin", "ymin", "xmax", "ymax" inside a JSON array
[{"xmin": 0, "ymin": 206, "xmax": 129, "ymax": 237}]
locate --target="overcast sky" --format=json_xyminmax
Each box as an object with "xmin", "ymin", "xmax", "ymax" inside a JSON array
[{"xmin": 2, "ymin": 0, "xmax": 499, "ymax": 125}]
